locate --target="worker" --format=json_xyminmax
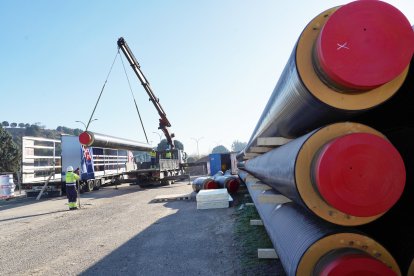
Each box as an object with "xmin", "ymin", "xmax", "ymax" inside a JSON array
[
  {"xmin": 150, "ymin": 149, "xmax": 156, "ymax": 168},
  {"xmin": 165, "ymin": 150, "xmax": 172, "ymax": 159},
  {"xmin": 65, "ymin": 166, "xmax": 80, "ymax": 210}
]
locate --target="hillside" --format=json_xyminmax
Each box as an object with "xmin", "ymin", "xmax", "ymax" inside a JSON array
[{"xmin": 3, "ymin": 125, "xmax": 83, "ymax": 149}]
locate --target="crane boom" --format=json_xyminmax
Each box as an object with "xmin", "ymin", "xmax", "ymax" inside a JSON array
[{"xmin": 117, "ymin": 37, "xmax": 175, "ymax": 149}]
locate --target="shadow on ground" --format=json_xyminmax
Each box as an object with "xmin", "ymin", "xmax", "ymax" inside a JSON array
[{"xmin": 80, "ymin": 200, "xmax": 239, "ymax": 275}]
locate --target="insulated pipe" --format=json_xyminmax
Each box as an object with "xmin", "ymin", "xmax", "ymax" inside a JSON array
[
  {"xmin": 191, "ymin": 177, "xmax": 217, "ymax": 193},
  {"xmin": 241, "ymin": 0, "xmax": 414, "ymax": 159},
  {"xmin": 243, "ymin": 122, "xmax": 406, "ymax": 226},
  {"xmin": 213, "ymin": 175, "xmax": 240, "ymax": 194},
  {"xmin": 239, "ymin": 171, "xmax": 401, "ymax": 276},
  {"xmin": 358, "ymin": 127, "xmax": 414, "ymax": 276},
  {"xmin": 79, "ymin": 131, "xmax": 152, "ymax": 152}
]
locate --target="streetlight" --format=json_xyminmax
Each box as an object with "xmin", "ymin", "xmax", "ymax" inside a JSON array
[
  {"xmin": 191, "ymin": 137, "xmax": 204, "ymax": 159},
  {"xmin": 152, "ymin": 131, "xmax": 162, "ymax": 142},
  {"xmin": 75, "ymin": 118, "xmax": 98, "ymax": 130}
]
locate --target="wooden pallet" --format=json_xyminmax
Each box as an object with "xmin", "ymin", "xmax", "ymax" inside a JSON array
[{"xmin": 151, "ymin": 193, "xmax": 194, "ymax": 203}]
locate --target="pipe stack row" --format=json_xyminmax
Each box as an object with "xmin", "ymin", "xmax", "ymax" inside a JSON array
[
  {"xmin": 192, "ymin": 171, "xmax": 240, "ymax": 194},
  {"xmin": 238, "ymin": 1, "xmax": 414, "ymax": 275}
]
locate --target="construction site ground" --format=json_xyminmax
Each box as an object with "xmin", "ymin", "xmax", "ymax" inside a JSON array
[{"xmin": 0, "ymin": 178, "xmax": 284, "ymax": 275}]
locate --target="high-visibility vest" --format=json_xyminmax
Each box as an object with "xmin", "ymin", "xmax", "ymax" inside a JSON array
[
  {"xmin": 66, "ymin": 171, "xmax": 80, "ymax": 184},
  {"xmin": 165, "ymin": 152, "xmax": 172, "ymax": 159},
  {"xmin": 150, "ymin": 151, "xmax": 156, "ymax": 157}
]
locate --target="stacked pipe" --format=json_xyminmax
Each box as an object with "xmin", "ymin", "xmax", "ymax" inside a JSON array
[
  {"xmin": 238, "ymin": 0, "xmax": 414, "ymax": 275},
  {"xmin": 355, "ymin": 57, "xmax": 414, "ymax": 275},
  {"xmin": 191, "ymin": 176, "xmax": 218, "ymax": 193},
  {"xmin": 240, "ymin": 170, "xmax": 401, "ymax": 275},
  {"xmin": 213, "ymin": 170, "xmax": 241, "ymax": 194}
]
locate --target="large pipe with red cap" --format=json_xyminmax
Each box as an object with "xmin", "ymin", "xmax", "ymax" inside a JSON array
[
  {"xmin": 191, "ymin": 177, "xmax": 218, "ymax": 193},
  {"xmin": 79, "ymin": 131, "xmax": 152, "ymax": 152},
  {"xmin": 243, "ymin": 122, "xmax": 406, "ymax": 226},
  {"xmin": 213, "ymin": 175, "xmax": 240, "ymax": 194},
  {"xmin": 240, "ymin": 0, "xmax": 414, "ymax": 159},
  {"xmin": 239, "ymin": 170, "xmax": 401, "ymax": 276}
]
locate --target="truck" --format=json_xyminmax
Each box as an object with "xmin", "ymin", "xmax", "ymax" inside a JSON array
[
  {"xmin": 124, "ymin": 148, "xmax": 188, "ymax": 185},
  {"xmin": 61, "ymin": 134, "xmax": 136, "ymax": 193},
  {"xmin": 21, "ymin": 135, "xmax": 137, "ymax": 196},
  {"xmin": 21, "ymin": 133, "xmax": 189, "ymax": 197}
]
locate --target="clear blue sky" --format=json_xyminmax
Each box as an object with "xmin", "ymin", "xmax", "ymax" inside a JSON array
[{"xmin": 1, "ymin": 0, "xmax": 413, "ymax": 156}]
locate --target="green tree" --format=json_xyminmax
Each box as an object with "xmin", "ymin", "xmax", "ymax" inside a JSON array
[
  {"xmin": 156, "ymin": 139, "xmax": 184, "ymax": 151},
  {"xmin": 73, "ymin": 128, "xmax": 83, "ymax": 136},
  {"xmin": 10, "ymin": 122, "xmax": 17, "ymax": 128},
  {"xmin": 18, "ymin": 123, "xmax": 25, "ymax": 128},
  {"xmin": 212, "ymin": 145, "xmax": 230, "ymax": 154},
  {"xmin": 25, "ymin": 124, "xmax": 41, "ymax": 136},
  {"xmin": 2, "ymin": 121, "xmax": 9, "ymax": 128},
  {"xmin": 0, "ymin": 127, "xmax": 20, "ymax": 172},
  {"xmin": 231, "ymin": 140, "xmax": 247, "ymax": 152}
]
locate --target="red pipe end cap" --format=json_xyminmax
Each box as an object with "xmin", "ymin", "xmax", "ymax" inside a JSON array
[
  {"xmin": 320, "ymin": 254, "xmax": 396, "ymax": 276},
  {"xmin": 316, "ymin": 0, "xmax": 414, "ymax": 90},
  {"xmin": 205, "ymin": 181, "xmax": 218, "ymax": 190},
  {"xmin": 227, "ymin": 179, "xmax": 240, "ymax": 194},
  {"xmin": 79, "ymin": 132, "xmax": 92, "ymax": 146},
  {"xmin": 314, "ymin": 133, "xmax": 405, "ymax": 217}
]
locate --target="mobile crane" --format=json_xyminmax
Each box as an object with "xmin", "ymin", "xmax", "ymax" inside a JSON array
[
  {"xmin": 117, "ymin": 37, "xmax": 189, "ymax": 185},
  {"xmin": 117, "ymin": 37, "xmax": 175, "ymax": 149}
]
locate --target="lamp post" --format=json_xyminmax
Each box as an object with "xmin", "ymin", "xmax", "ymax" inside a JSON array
[
  {"xmin": 191, "ymin": 137, "xmax": 204, "ymax": 159},
  {"xmin": 75, "ymin": 118, "xmax": 98, "ymax": 130},
  {"xmin": 152, "ymin": 131, "xmax": 162, "ymax": 142}
]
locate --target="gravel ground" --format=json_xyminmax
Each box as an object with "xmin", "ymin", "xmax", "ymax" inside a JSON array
[{"xmin": 0, "ymin": 181, "xmax": 242, "ymax": 275}]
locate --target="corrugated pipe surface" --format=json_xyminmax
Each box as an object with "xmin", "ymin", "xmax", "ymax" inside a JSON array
[{"xmin": 239, "ymin": 171, "xmax": 401, "ymax": 276}]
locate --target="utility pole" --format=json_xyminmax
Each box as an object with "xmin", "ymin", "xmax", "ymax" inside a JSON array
[{"xmin": 191, "ymin": 137, "xmax": 204, "ymax": 159}]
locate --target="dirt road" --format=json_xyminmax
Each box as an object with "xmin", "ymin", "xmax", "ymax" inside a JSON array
[{"xmin": 0, "ymin": 182, "xmax": 240, "ymax": 275}]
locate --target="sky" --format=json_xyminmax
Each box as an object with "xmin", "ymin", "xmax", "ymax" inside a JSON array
[{"xmin": 1, "ymin": 0, "xmax": 413, "ymax": 156}]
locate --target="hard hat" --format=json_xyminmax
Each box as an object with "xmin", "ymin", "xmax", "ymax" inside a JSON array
[{"xmin": 67, "ymin": 166, "xmax": 74, "ymax": 172}]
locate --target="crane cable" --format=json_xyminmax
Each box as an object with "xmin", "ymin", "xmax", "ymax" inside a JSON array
[
  {"xmin": 118, "ymin": 49, "xmax": 149, "ymax": 144},
  {"xmin": 85, "ymin": 51, "xmax": 119, "ymax": 131}
]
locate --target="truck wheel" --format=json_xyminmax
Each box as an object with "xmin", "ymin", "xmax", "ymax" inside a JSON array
[
  {"xmin": 93, "ymin": 179, "xmax": 101, "ymax": 191},
  {"xmin": 86, "ymin": 180, "xmax": 94, "ymax": 192},
  {"xmin": 161, "ymin": 179, "xmax": 170, "ymax": 186}
]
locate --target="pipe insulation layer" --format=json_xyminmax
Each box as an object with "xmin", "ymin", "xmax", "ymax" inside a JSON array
[
  {"xmin": 213, "ymin": 175, "xmax": 240, "ymax": 194},
  {"xmin": 242, "ymin": 0, "xmax": 414, "ymax": 157},
  {"xmin": 191, "ymin": 177, "xmax": 217, "ymax": 193},
  {"xmin": 239, "ymin": 171, "xmax": 401, "ymax": 276},
  {"xmin": 244, "ymin": 122, "xmax": 406, "ymax": 226},
  {"xmin": 79, "ymin": 131, "xmax": 152, "ymax": 152}
]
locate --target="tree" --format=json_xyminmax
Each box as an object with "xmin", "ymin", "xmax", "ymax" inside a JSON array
[
  {"xmin": 231, "ymin": 140, "xmax": 247, "ymax": 152},
  {"xmin": 212, "ymin": 145, "xmax": 230, "ymax": 154},
  {"xmin": 0, "ymin": 127, "xmax": 20, "ymax": 172},
  {"xmin": 10, "ymin": 122, "xmax": 17, "ymax": 128},
  {"xmin": 73, "ymin": 128, "xmax": 83, "ymax": 136},
  {"xmin": 25, "ymin": 124, "xmax": 41, "ymax": 136},
  {"xmin": 25, "ymin": 123, "xmax": 30, "ymax": 128},
  {"xmin": 156, "ymin": 139, "xmax": 184, "ymax": 151},
  {"xmin": 2, "ymin": 121, "xmax": 9, "ymax": 128},
  {"xmin": 18, "ymin": 123, "xmax": 25, "ymax": 128}
]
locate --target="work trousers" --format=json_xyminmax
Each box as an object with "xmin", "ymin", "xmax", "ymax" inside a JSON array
[{"xmin": 66, "ymin": 184, "xmax": 77, "ymax": 209}]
